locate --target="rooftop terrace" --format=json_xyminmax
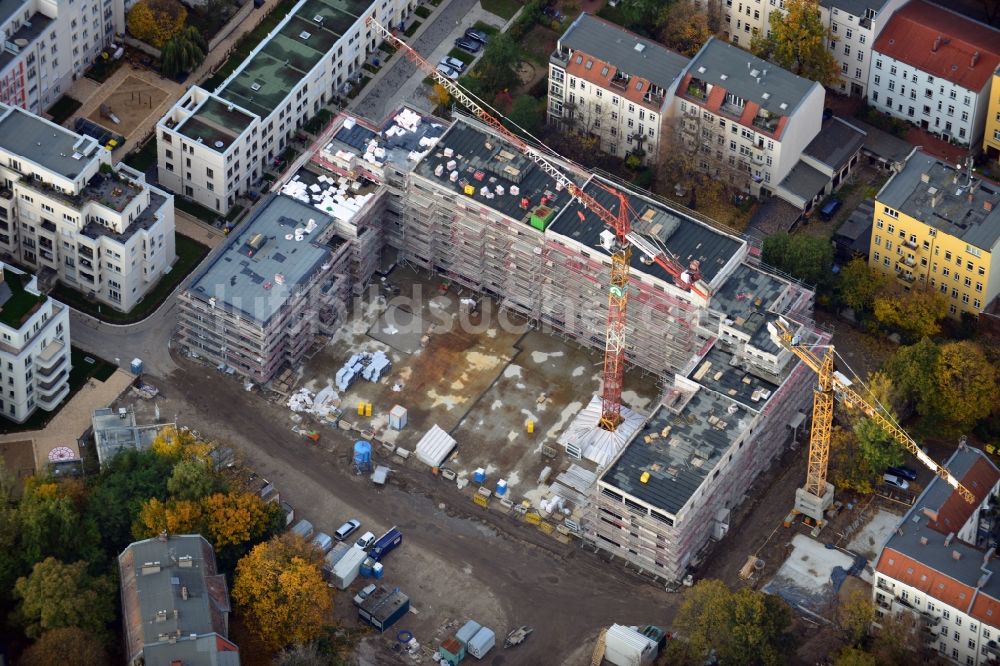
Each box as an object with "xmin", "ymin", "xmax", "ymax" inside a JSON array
[
  {"xmin": 0, "ymin": 267, "xmax": 44, "ymax": 328},
  {"xmin": 412, "ymin": 121, "xmax": 575, "ymax": 226},
  {"xmin": 178, "ymin": 97, "xmax": 253, "ymax": 152}
]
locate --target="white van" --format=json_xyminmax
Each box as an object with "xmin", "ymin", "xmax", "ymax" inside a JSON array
[{"xmin": 883, "ymin": 473, "xmax": 909, "ymax": 490}]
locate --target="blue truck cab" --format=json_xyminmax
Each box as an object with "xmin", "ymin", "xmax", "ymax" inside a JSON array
[{"xmin": 369, "ymin": 527, "xmax": 402, "ymax": 561}]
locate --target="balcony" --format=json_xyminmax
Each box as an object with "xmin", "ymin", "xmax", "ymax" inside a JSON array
[
  {"xmin": 895, "ymin": 272, "xmax": 916, "ymax": 284},
  {"xmin": 609, "ymin": 75, "xmax": 629, "ymax": 91},
  {"xmin": 686, "ymin": 81, "xmax": 708, "ymax": 100},
  {"xmin": 902, "ymin": 238, "xmax": 918, "ymax": 250},
  {"xmin": 896, "ymin": 255, "xmax": 916, "ymax": 268},
  {"xmin": 550, "ymin": 48, "xmax": 569, "ymax": 65},
  {"xmin": 752, "ymin": 114, "xmax": 780, "ymax": 133}
]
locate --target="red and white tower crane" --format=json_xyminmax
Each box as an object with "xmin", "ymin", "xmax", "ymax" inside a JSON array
[{"xmin": 367, "ymin": 18, "xmax": 708, "ymax": 430}]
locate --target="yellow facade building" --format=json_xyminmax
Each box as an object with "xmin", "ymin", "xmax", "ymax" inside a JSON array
[
  {"xmin": 985, "ymin": 67, "xmax": 1000, "ymax": 164},
  {"xmin": 869, "ymin": 151, "xmax": 1000, "ymax": 317}
]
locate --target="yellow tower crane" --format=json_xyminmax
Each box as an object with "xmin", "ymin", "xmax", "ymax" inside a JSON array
[{"xmin": 767, "ymin": 317, "xmax": 974, "ymax": 524}]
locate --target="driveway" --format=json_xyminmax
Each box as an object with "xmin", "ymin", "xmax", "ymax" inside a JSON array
[{"xmin": 351, "ymin": 0, "xmax": 503, "ymax": 120}]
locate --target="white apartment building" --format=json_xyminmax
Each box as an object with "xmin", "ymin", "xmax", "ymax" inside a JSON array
[
  {"xmin": 157, "ymin": 0, "xmax": 416, "ymax": 214},
  {"xmin": 673, "ymin": 37, "xmax": 825, "ymax": 196},
  {"xmin": 0, "ymin": 0, "xmax": 114, "ymax": 115},
  {"xmin": 0, "ymin": 262, "xmax": 70, "ymax": 422},
  {"xmin": 547, "ymin": 13, "xmax": 689, "ymax": 165},
  {"xmin": 700, "ymin": 0, "xmax": 784, "ymax": 49},
  {"xmin": 873, "ymin": 445, "xmax": 1000, "ymax": 666},
  {"xmin": 819, "ymin": 0, "xmax": 905, "ymax": 97},
  {"xmin": 0, "ymin": 103, "xmax": 177, "ymax": 312},
  {"xmin": 868, "ymin": 0, "xmax": 1000, "ymax": 148}
]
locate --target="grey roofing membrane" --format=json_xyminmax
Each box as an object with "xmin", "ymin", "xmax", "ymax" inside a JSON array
[
  {"xmin": 882, "ymin": 447, "xmax": 1000, "ymax": 600},
  {"xmin": 804, "ymin": 118, "xmax": 866, "ymax": 170},
  {"xmin": 144, "ymin": 635, "xmax": 240, "ymax": 666},
  {"xmin": 779, "ymin": 161, "xmax": 830, "ymax": 201},
  {"xmin": 413, "ymin": 121, "xmax": 574, "ymax": 225},
  {"xmin": 878, "ymin": 151, "xmax": 1000, "ymax": 250},
  {"xmin": 836, "ymin": 199, "xmax": 875, "ymax": 243},
  {"xmin": 850, "ymin": 118, "xmax": 913, "ymax": 164},
  {"xmin": 819, "ymin": 0, "xmax": 893, "ymax": 17},
  {"xmin": 559, "ymin": 14, "xmax": 690, "ymax": 89},
  {"xmin": 688, "ymin": 38, "xmax": 820, "ymax": 116},
  {"xmin": 0, "ymin": 0, "xmax": 25, "ymax": 25},
  {"xmin": 0, "ymin": 105, "xmax": 101, "ymax": 179},
  {"xmin": 549, "ymin": 177, "xmax": 743, "ymax": 287},
  {"xmin": 187, "ymin": 195, "xmax": 341, "ymax": 325}
]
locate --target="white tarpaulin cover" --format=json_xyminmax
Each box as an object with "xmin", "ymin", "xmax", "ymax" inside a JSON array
[{"xmin": 415, "ymin": 424, "xmax": 456, "ymax": 468}]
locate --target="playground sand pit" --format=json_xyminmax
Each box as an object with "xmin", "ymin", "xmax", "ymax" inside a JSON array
[{"xmin": 86, "ymin": 75, "xmax": 168, "ymax": 139}]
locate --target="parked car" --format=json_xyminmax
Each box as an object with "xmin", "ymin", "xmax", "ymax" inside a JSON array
[
  {"xmin": 436, "ymin": 63, "xmax": 459, "ymax": 80},
  {"xmin": 355, "ymin": 531, "xmax": 376, "ymax": 550},
  {"xmin": 819, "ymin": 197, "xmax": 842, "ymax": 220},
  {"xmin": 883, "ymin": 473, "xmax": 910, "ymax": 490},
  {"xmin": 311, "ymin": 532, "xmax": 334, "ymax": 554},
  {"xmin": 541, "ymin": 5, "xmax": 563, "ymax": 20},
  {"xmin": 454, "ymin": 38, "xmax": 482, "ymax": 54},
  {"xmin": 464, "ymin": 28, "xmax": 489, "ymax": 44},
  {"xmin": 353, "ymin": 583, "xmax": 378, "ymax": 606},
  {"xmin": 886, "ymin": 465, "xmax": 918, "ymax": 481},
  {"xmin": 439, "ymin": 56, "xmax": 466, "ymax": 73},
  {"xmin": 334, "ymin": 518, "xmax": 361, "ymax": 541}
]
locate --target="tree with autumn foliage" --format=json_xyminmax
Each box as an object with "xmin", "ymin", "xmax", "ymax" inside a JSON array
[
  {"xmin": 203, "ymin": 491, "xmax": 281, "ymax": 549},
  {"xmin": 232, "ymin": 534, "xmax": 333, "ymax": 651},
  {"xmin": 127, "ymin": 0, "xmax": 188, "ymax": 49},
  {"xmin": 657, "ymin": 1, "xmax": 712, "ymax": 57},
  {"xmin": 19, "ymin": 627, "xmax": 109, "ymax": 666},
  {"xmin": 872, "ymin": 283, "xmax": 949, "ymax": 340},
  {"xmin": 427, "ymin": 83, "xmax": 450, "ymax": 114},
  {"xmin": 751, "ymin": 0, "xmax": 840, "ymax": 86}
]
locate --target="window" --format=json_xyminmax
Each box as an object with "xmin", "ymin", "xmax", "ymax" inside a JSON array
[{"xmin": 874, "ymin": 75, "xmax": 880, "ymax": 85}]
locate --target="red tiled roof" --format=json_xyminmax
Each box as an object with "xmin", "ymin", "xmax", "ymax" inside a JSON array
[
  {"xmin": 926, "ymin": 457, "xmax": 1000, "ymax": 535},
  {"xmin": 677, "ymin": 73, "xmax": 788, "ymax": 140},
  {"xmin": 876, "ymin": 546, "xmax": 977, "ymax": 612},
  {"xmin": 565, "ymin": 54, "xmax": 666, "ymax": 112},
  {"xmin": 873, "ymin": 0, "xmax": 1000, "ymax": 92}
]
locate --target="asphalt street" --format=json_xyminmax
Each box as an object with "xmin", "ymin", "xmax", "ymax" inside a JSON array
[{"xmin": 351, "ymin": 0, "xmax": 482, "ymax": 120}]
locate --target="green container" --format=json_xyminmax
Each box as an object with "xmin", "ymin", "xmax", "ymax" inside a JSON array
[{"xmin": 530, "ymin": 205, "xmax": 555, "ymax": 231}]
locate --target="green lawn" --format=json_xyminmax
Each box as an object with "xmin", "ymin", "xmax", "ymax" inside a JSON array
[
  {"xmin": 123, "ymin": 136, "xmax": 158, "ymax": 172},
  {"xmin": 0, "ymin": 347, "xmax": 117, "ymax": 435},
  {"xmin": 404, "ymin": 20, "xmax": 422, "ymax": 37},
  {"xmin": 481, "ymin": 0, "xmax": 521, "ymax": 19},
  {"xmin": 175, "ymin": 197, "xmax": 220, "ymax": 224},
  {"xmin": 85, "ymin": 56, "xmax": 124, "ymax": 83},
  {"xmin": 472, "ymin": 21, "xmax": 501, "ymax": 36},
  {"xmin": 51, "ymin": 234, "xmax": 210, "ymax": 324},
  {"xmin": 415, "ymin": 5, "xmax": 432, "ymax": 18},
  {"xmin": 46, "ymin": 95, "xmax": 82, "ymax": 125},
  {"xmin": 0, "ymin": 269, "xmax": 45, "ymax": 328},
  {"xmin": 447, "ymin": 48, "xmax": 476, "ymax": 64}
]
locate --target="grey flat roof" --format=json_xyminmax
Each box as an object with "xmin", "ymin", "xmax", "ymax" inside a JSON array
[
  {"xmin": 850, "ymin": 118, "xmax": 913, "ymax": 165},
  {"xmin": 558, "ymin": 13, "xmax": 690, "ymax": 90},
  {"xmin": 690, "ymin": 345, "xmax": 779, "ymax": 409},
  {"xmin": 0, "ymin": 105, "xmax": 101, "ymax": 179},
  {"xmin": 779, "ymin": 161, "xmax": 830, "ymax": 201},
  {"xmin": 603, "ymin": 378, "xmax": 753, "ymax": 515},
  {"xmin": 819, "ymin": 0, "xmax": 894, "ymax": 17},
  {"xmin": 711, "ymin": 264, "xmax": 789, "ymax": 354},
  {"xmin": 0, "ymin": 0, "xmax": 25, "ymax": 25},
  {"xmin": 412, "ymin": 121, "xmax": 575, "ymax": 226},
  {"xmin": 880, "ymin": 447, "xmax": 1000, "ymax": 603},
  {"xmin": 549, "ymin": 177, "xmax": 743, "ymax": 288},
  {"xmin": 878, "ymin": 151, "xmax": 1000, "ymax": 250},
  {"xmin": 804, "ymin": 117, "xmax": 866, "ymax": 170},
  {"xmin": 144, "ymin": 635, "xmax": 240, "ymax": 666},
  {"xmin": 187, "ymin": 195, "xmax": 342, "ymax": 325},
  {"xmin": 748, "ymin": 197, "xmax": 802, "ymax": 235},
  {"xmin": 835, "ymin": 198, "xmax": 875, "ymax": 243},
  {"xmin": 687, "ymin": 37, "xmax": 820, "ymax": 116}
]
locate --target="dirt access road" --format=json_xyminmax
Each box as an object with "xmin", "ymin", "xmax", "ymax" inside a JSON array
[{"xmin": 154, "ymin": 358, "xmax": 677, "ymax": 664}]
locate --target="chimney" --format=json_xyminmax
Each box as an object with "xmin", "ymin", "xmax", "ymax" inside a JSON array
[
  {"xmin": 928, "ymin": 187, "xmax": 942, "ymax": 208},
  {"xmin": 985, "ymin": 200, "xmax": 994, "ymax": 212},
  {"xmin": 181, "ymin": 585, "xmax": 189, "ymax": 600},
  {"xmin": 985, "ymin": 546, "xmax": 996, "ymax": 564},
  {"xmin": 921, "ymin": 507, "xmax": 940, "ymax": 522},
  {"xmin": 932, "ymin": 35, "xmax": 941, "ymax": 52},
  {"xmin": 173, "ymin": 609, "xmax": 178, "ymax": 619},
  {"xmin": 972, "ymin": 51, "xmax": 980, "ymax": 67},
  {"xmin": 920, "ymin": 172, "xmax": 931, "ymax": 183},
  {"xmin": 945, "ymin": 531, "xmax": 955, "ymax": 546},
  {"xmin": 953, "ymin": 550, "xmax": 962, "ymax": 561},
  {"xmin": 158, "ymin": 529, "xmax": 169, "ymax": 542},
  {"xmin": 920, "ymin": 536, "xmax": 929, "ymax": 545}
]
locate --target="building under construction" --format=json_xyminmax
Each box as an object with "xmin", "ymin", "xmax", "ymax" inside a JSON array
[{"xmin": 257, "ymin": 107, "xmax": 820, "ymax": 581}]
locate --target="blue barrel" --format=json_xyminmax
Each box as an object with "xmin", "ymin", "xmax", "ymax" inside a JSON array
[
  {"xmin": 473, "ymin": 468, "xmax": 486, "ymax": 484},
  {"xmin": 360, "ymin": 559, "xmax": 373, "ymax": 577},
  {"xmin": 353, "ymin": 440, "xmax": 372, "ymax": 467},
  {"xmin": 495, "ymin": 479, "xmax": 507, "ymax": 496}
]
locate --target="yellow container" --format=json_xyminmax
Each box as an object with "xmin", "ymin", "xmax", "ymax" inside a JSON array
[
  {"xmin": 526, "ymin": 420, "xmax": 534, "ymax": 434},
  {"xmin": 357, "ymin": 402, "xmax": 365, "ymax": 416},
  {"xmin": 365, "ymin": 402, "xmax": 372, "ymax": 417},
  {"xmin": 463, "ymin": 184, "xmax": 476, "ymax": 196}
]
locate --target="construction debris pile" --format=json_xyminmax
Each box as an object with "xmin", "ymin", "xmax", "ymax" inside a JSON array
[
  {"xmin": 286, "ymin": 386, "xmax": 341, "ymax": 418},
  {"xmin": 336, "ymin": 351, "xmax": 392, "ymax": 391},
  {"xmin": 279, "ymin": 172, "xmax": 376, "ymax": 222}
]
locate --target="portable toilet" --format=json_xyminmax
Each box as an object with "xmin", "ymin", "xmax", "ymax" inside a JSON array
[
  {"xmin": 130, "ymin": 358, "xmax": 143, "ymax": 375},
  {"xmin": 495, "ymin": 479, "xmax": 508, "ymax": 497},
  {"xmin": 389, "ymin": 405, "xmax": 407, "ymax": 430},
  {"xmin": 473, "ymin": 468, "xmax": 486, "ymax": 485}
]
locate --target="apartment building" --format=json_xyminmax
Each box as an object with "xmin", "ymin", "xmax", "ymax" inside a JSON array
[
  {"xmin": 873, "ymin": 445, "xmax": 1000, "ymax": 666},
  {"xmin": 0, "ymin": 0, "xmax": 113, "ymax": 115},
  {"xmin": 178, "ymin": 193, "xmax": 355, "ymax": 383},
  {"xmin": 819, "ymin": 0, "xmax": 906, "ymax": 97},
  {"xmin": 0, "ymin": 103, "xmax": 176, "ymax": 312},
  {"xmin": 156, "ymin": 0, "xmax": 416, "ymax": 214},
  {"xmin": 868, "ymin": 0, "xmax": 1000, "ymax": 148},
  {"xmin": 984, "ymin": 67, "xmax": 1000, "ymax": 163},
  {"xmin": 0, "ymin": 262, "xmax": 69, "ymax": 422},
  {"xmin": 868, "ymin": 150, "xmax": 1000, "ymax": 317},
  {"xmin": 702, "ymin": 0, "xmax": 783, "ymax": 48},
  {"xmin": 674, "ymin": 38, "xmax": 825, "ymax": 196},
  {"xmin": 547, "ymin": 14, "xmax": 689, "ymax": 165},
  {"xmin": 119, "ymin": 534, "xmax": 240, "ymax": 666}
]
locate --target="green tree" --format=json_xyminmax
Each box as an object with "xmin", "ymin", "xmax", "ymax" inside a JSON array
[
  {"xmin": 19, "ymin": 627, "xmax": 109, "ymax": 666},
  {"xmin": 161, "ymin": 26, "xmax": 207, "ymax": 78},
  {"xmin": 18, "ymin": 478, "xmax": 100, "ymax": 569},
  {"xmin": 127, "ymin": 0, "xmax": 187, "ymax": 49},
  {"xmin": 667, "ymin": 579, "xmax": 792, "ymax": 665},
  {"xmin": 837, "ymin": 257, "xmax": 888, "ymax": 313},
  {"xmin": 935, "ymin": 340, "xmax": 999, "ymax": 431},
  {"xmin": 167, "ymin": 456, "xmax": 216, "ymax": 501},
  {"xmin": 837, "ymin": 588, "xmax": 874, "ymax": 644},
  {"xmin": 751, "ymin": 0, "xmax": 840, "ymax": 86},
  {"xmin": 233, "ymin": 534, "xmax": 332, "ymax": 651},
  {"xmin": 472, "ymin": 33, "xmax": 521, "ymax": 97},
  {"xmin": 872, "ymin": 284, "xmax": 948, "ymax": 340},
  {"xmin": 834, "ymin": 647, "xmax": 878, "ymax": 666},
  {"xmin": 848, "ymin": 371, "xmax": 904, "ymax": 477},
  {"xmin": 762, "ymin": 232, "xmax": 833, "ymax": 285},
  {"xmin": 14, "ymin": 558, "xmax": 115, "ymax": 639},
  {"xmin": 506, "ymin": 95, "xmax": 544, "ymax": 137},
  {"xmin": 657, "ymin": 1, "xmax": 712, "ymax": 57}
]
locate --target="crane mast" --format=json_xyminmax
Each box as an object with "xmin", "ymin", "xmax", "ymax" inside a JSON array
[
  {"xmin": 767, "ymin": 318, "xmax": 975, "ymax": 523},
  {"xmin": 367, "ymin": 18, "xmax": 706, "ymax": 430}
]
